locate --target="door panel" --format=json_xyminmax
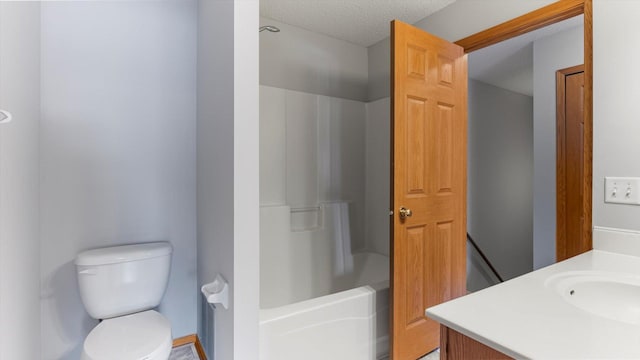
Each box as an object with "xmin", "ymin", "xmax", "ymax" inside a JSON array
[
  {"xmin": 557, "ymin": 66, "xmax": 588, "ymax": 261},
  {"xmin": 391, "ymin": 20, "xmax": 467, "ymax": 360}
]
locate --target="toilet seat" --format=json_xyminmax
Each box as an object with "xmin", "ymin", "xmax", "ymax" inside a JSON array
[{"xmin": 82, "ymin": 310, "xmax": 172, "ymax": 360}]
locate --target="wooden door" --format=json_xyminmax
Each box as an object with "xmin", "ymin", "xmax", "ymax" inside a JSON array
[
  {"xmin": 391, "ymin": 20, "xmax": 467, "ymax": 360},
  {"xmin": 557, "ymin": 65, "xmax": 590, "ymax": 261}
]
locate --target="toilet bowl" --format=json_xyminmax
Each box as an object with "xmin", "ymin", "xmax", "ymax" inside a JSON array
[
  {"xmin": 76, "ymin": 242, "xmax": 173, "ymax": 360},
  {"xmin": 82, "ymin": 310, "xmax": 172, "ymax": 360}
]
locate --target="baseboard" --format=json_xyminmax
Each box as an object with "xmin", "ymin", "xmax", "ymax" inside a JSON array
[{"xmin": 173, "ymin": 334, "xmax": 207, "ymax": 360}]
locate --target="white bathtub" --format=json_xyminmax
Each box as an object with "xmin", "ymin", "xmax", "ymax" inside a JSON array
[
  {"xmin": 260, "ymin": 205, "xmax": 389, "ymax": 360},
  {"xmin": 260, "ymin": 253, "xmax": 389, "ymax": 360}
]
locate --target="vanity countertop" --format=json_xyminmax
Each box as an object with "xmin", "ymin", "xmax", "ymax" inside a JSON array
[{"xmin": 426, "ymin": 249, "xmax": 640, "ymax": 359}]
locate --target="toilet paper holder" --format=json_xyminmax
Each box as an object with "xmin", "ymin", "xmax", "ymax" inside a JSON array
[{"xmin": 201, "ymin": 274, "xmax": 229, "ymax": 310}]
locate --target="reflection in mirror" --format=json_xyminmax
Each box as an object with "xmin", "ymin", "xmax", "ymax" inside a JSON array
[{"xmin": 466, "ymin": 15, "xmax": 584, "ymax": 291}]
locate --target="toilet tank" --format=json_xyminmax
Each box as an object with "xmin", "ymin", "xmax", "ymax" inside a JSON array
[{"xmin": 75, "ymin": 242, "xmax": 173, "ymax": 319}]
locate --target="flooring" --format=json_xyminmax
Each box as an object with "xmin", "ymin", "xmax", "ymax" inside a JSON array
[{"xmin": 169, "ymin": 343, "xmax": 202, "ymax": 360}]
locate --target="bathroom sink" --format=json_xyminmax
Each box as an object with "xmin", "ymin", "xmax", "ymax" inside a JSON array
[{"xmin": 545, "ymin": 271, "xmax": 640, "ymax": 324}]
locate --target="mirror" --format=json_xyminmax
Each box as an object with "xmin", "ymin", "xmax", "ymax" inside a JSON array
[{"xmin": 466, "ymin": 15, "xmax": 585, "ymax": 291}]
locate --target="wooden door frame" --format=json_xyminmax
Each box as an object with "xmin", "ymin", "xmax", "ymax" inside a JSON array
[
  {"xmin": 556, "ymin": 65, "xmax": 587, "ymax": 261},
  {"xmin": 455, "ymin": 0, "xmax": 593, "ymax": 259}
]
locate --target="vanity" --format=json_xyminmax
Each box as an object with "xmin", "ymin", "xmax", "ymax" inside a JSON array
[{"xmin": 426, "ymin": 227, "xmax": 640, "ymax": 359}]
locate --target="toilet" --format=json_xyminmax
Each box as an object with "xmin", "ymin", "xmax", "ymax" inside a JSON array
[{"xmin": 75, "ymin": 242, "xmax": 174, "ymax": 360}]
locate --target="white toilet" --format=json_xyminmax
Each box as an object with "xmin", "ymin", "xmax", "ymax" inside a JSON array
[{"xmin": 75, "ymin": 242, "xmax": 174, "ymax": 360}]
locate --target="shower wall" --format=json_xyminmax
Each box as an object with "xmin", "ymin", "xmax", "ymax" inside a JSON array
[
  {"xmin": 260, "ymin": 17, "xmax": 381, "ymax": 253},
  {"xmin": 260, "ymin": 85, "xmax": 367, "ymax": 250},
  {"xmin": 365, "ymin": 98, "xmax": 391, "ymax": 256}
]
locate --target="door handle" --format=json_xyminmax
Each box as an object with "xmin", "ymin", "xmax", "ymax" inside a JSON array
[{"xmin": 399, "ymin": 207, "xmax": 412, "ymax": 219}]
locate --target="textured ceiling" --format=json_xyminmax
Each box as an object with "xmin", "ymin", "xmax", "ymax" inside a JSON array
[{"xmin": 261, "ymin": 0, "xmax": 456, "ymax": 47}]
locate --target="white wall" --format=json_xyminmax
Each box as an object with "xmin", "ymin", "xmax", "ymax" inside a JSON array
[
  {"xmin": 0, "ymin": 3, "xmax": 41, "ymax": 359},
  {"xmin": 39, "ymin": 2, "xmax": 197, "ymax": 358},
  {"xmin": 532, "ymin": 25, "xmax": 583, "ymax": 269},
  {"xmin": 198, "ymin": 0, "xmax": 260, "ymax": 359},
  {"xmin": 367, "ymin": 0, "xmax": 558, "ymax": 101},
  {"xmin": 233, "ymin": 1, "xmax": 260, "ymax": 359},
  {"xmin": 593, "ymin": 0, "xmax": 640, "ymax": 232},
  {"xmin": 467, "ymin": 79, "xmax": 533, "ymax": 282},
  {"xmin": 260, "ymin": 17, "xmax": 369, "ymax": 102}
]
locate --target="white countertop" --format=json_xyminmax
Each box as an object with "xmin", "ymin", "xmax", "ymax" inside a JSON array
[{"xmin": 426, "ymin": 249, "xmax": 640, "ymax": 359}]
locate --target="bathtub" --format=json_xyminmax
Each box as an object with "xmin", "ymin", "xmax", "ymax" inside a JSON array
[{"xmin": 259, "ymin": 204, "xmax": 390, "ymax": 360}]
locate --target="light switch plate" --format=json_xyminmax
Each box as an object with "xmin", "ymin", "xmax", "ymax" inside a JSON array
[{"xmin": 605, "ymin": 177, "xmax": 640, "ymax": 205}]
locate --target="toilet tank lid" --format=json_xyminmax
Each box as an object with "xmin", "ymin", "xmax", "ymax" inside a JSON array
[{"xmin": 75, "ymin": 242, "xmax": 173, "ymax": 266}]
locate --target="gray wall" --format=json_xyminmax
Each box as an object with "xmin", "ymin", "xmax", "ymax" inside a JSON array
[
  {"xmin": 467, "ymin": 79, "xmax": 533, "ymax": 282},
  {"xmin": 593, "ymin": 0, "xmax": 640, "ymax": 233},
  {"xmin": 197, "ymin": 2, "xmax": 234, "ymax": 358},
  {"xmin": 532, "ymin": 25, "xmax": 583, "ymax": 269},
  {"xmin": 0, "ymin": 3, "xmax": 41, "ymax": 359},
  {"xmin": 367, "ymin": 0, "xmax": 557, "ymax": 101},
  {"xmin": 39, "ymin": 2, "xmax": 197, "ymax": 358},
  {"xmin": 198, "ymin": 0, "xmax": 260, "ymax": 359},
  {"xmin": 260, "ymin": 17, "xmax": 369, "ymax": 101}
]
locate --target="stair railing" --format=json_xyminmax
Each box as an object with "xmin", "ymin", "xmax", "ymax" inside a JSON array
[{"xmin": 467, "ymin": 233, "xmax": 504, "ymax": 283}]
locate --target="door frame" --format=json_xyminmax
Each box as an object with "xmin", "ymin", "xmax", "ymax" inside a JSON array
[{"xmin": 455, "ymin": 0, "xmax": 593, "ymax": 260}]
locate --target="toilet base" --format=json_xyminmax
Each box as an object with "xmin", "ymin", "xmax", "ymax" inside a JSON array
[{"xmin": 82, "ymin": 310, "xmax": 172, "ymax": 360}]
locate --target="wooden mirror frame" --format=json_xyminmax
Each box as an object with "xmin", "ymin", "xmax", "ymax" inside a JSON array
[{"xmin": 454, "ymin": 0, "xmax": 593, "ymax": 262}]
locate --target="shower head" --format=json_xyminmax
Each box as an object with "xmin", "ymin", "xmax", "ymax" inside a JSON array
[{"xmin": 259, "ymin": 25, "xmax": 280, "ymax": 33}]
